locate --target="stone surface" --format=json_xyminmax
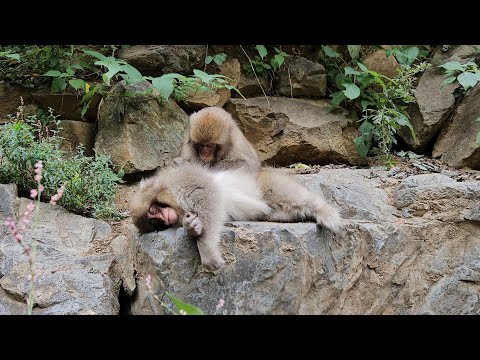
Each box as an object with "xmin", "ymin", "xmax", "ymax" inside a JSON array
[
  {"xmin": 32, "ymin": 89, "xmax": 101, "ymax": 123},
  {"xmin": 400, "ymin": 67, "xmax": 458, "ymax": 152},
  {"xmin": 275, "ymin": 56, "xmax": 326, "ymax": 97},
  {"xmin": 431, "ymin": 45, "xmax": 480, "ymax": 66},
  {"xmin": 130, "ymin": 168, "xmax": 480, "ymax": 315},
  {"xmin": 0, "ymin": 185, "xmax": 119, "ymax": 315},
  {"xmin": 117, "ymin": 45, "xmax": 206, "ymax": 77},
  {"xmin": 94, "ymin": 81, "xmax": 189, "ymax": 174},
  {"xmin": 0, "ymin": 82, "xmax": 34, "ymax": 122},
  {"xmin": 225, "ymin": 97, "xmax": 364, "ymax": 166},
  {"xmin": 58, "ymin": 120, "xmax": 94, "ymax": 156},
  {"xmin": 432, "ymin": 84, "xmax": 480, "ymax": 169},
  {"xmin": 363, "ymin": 49, "xmax": 400, "ymax": 78},
  {"xmin": 236, "ymin": 73, "xmax": 271, "ymax": 98}
]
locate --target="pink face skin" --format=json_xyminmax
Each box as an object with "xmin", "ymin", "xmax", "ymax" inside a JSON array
[
  {"xmin": 199, "ymin": 144, "xmax": 216, "ymax": 162},
  {"xmin": 148, "ymin": 204, "xmax": 178, "ymax": 226}
]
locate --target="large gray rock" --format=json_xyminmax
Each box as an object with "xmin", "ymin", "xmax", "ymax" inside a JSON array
[
  {"xmin": 117, "ymin": 45, "xmax": 206, "ymax": 77},
  {"xmin": 0, "ymin": 185, "xmax": 119, "ymax": 315},
  {"xmin": 225, "ymin": 97, "xmax": 364, "ymax": 166},
  {"xmin": 130, "ymin": 168, "xmax": 480, "ymax": 315},
  {"xmin": 94, "ymin": 81, "xmax": 189, "ymax": 174},
  {"xmin": 275, "ymin": 56, "xmax": 326, "ymax": 97},
  {"xmin": 432, "ymin": 84, "xmax": 480, "ymax": 169},
  {"xmin": 399, "ymin": 67, "xmax": 458, "ymax": 152}
]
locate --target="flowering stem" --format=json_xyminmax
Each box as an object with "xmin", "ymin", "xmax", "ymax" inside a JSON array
[{"xmin": 26, "ymin": 191, "xmax": 41, "ymax": 315}]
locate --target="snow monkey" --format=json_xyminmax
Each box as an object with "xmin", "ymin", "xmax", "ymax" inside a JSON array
[
  {"xmin": 173, "ymin": 106, "xmax": 261, "ymax": 174},
  {"xmin": 130, "ymin": 164, "xmax": 341, "ymax": 271}
]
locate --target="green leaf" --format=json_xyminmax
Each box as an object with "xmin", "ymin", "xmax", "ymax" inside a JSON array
[
  {"xmin": 347, "ymin": 45, "xmax": 361, "ymax": 60},
  {"xmin": 395, "ymin": 46, "xmax": 419, "ymax": 65},
  {"xmin": 69, "ymin": 79, "xmax": 86, "ymax": 91},
  {"xmin": 152, "ymin": 76, "xmax": 174, "ymax": 100},
  {"xmin": 353, "ymin": 134, "xmax": 372, "ymax": 158},
  {"xmin": 476, "ymin": 132, "xmax": 480, "ymax": 145},
  {"xmin": 193, "ymin": 69, "xmax": 214, "ymax": 84},
  {"xmin": 342, "ymin": 82, "xmax": 361, "ymax": 99},
  {"xmin": 330, "ymin": 91, "xmax": 347, "ymax": 108},
  {"xmin": 71, "ymin": 63, "xmax": 84, "ymax": 70},
  {"xmin": 66, "ymin": 67, "xmax": 75, "ymax": 76},
  {"xmin": 358, "ymin": 120, "xmax": 375, "ymax": 134},
  {"xmin": 51, "ymin": 77, "xmax": 66, "ymax": 93},
  {"xmin": 205, "ymin": 55, "xmax": 213, "ymax": 64},
  {"xmin": 457, "ymin": 72, "xmax": 478, "ymax": 89},
  {"xmin": 273, "ymin": 54, "xmax": 285, "ymax": 68},
  {"xmin": 120, "ymin": 63, "xmax": 144, "ymax": 84},
  {"xmin": 440, "ymin": 61, "xmax": 464, "ymax": 71},
  {"xmin": 397, "ymin": 150, "xmax": 407, "ymax": 157},
  {"xmin": 82, "ymin": 49, "xmax": 108, "ymax": 61},
  {"xmin": 256, "ymin": 45, "xmax": 268, "ymax": 59},
  {"xmin": 323, "ymin": 46, "xmax": 340, "ymax": 58},
  {"xmin": 440, "ymin": 75, "xmax": 457, "ymax": 88},
  {"xmin": 43, "ymin": 70, "xmax": 62, "ymax": 77},
  {"xmin": 166, "ymin": 293, "xmax": 204, "ymax": 315},
  {"xmin": 344, "ymin": 66, "xmax": 361, "ymax": 76},
  {"xmin": 357, "ymin": 62, "xmax": 368, "ymax": 72},
  {"xmin": 213, "ymin": 53, "xmax": 227, "ymax": 65},
  {"xmin": 396, "ymin": 113, "xmax": 417, "ymax": 144},
  {"xmin": 360, "ymin": 99, "xmax": 372, "ymax": 111},
  {"xmin": 4, "ymin": 53, "xmax": 20, "ymax": 61}
]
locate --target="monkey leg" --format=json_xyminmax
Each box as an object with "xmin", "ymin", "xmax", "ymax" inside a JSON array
[
  {"xmin": 196, "ymin": 231, "xmax": 226, "ymax": 271},
  {"xmin": 183, "ymin": 212, "xmax": 203, "ymax": 236},
  {"xmin": 258, "ymin": 169, "xmax": 341, "ymax": 233}
]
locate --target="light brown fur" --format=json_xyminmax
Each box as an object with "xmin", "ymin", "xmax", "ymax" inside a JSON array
[{"xmin": 174, "ymin": 107, "xmax": 261, "ymax": 174}]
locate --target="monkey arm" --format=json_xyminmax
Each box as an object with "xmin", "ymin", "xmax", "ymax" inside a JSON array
[{"xmin": 212, "ymin": 158, "xmax": 250, "ymax": 171}]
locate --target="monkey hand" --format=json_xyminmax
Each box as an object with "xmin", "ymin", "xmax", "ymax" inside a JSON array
[
  {"xmin": 183, "ymin": 212, "xmax": 203, "ymax": 236},
  {"xmin": 171, "ymin": 157, "xmax": 188, "ymax": 167},
  {"xmin": 315, "ymin": 206, "xmax": 341, "ymax": 234}
]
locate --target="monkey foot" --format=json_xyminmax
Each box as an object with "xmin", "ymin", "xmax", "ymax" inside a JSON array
[
  {"xmin": 316, "ymin": 208, "xmax": 341, "ymax": 233},
  {"xmin": 183, "ymin": 212, "xmax": 203, "ymax": 236},
  {"xmin": 202, "ymin": 257, "xmax": 226, "ymax": 271}
]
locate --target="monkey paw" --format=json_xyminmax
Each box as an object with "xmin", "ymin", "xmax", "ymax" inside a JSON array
[
  {"xmin": 202, "ymin": 256, "xmax": 226, "ymax": 271},
  {"xmin": 183, "ymin": 212, "xmax": 203, "ymax": 236},
  {"xmin": 316, "ymin": 208, "xmax": 341, "ymax": 233}
]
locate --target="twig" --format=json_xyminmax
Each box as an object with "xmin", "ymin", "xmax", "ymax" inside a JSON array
[
  {"xmin": 204, "ymin": 45, "xmax": 209, "ymax": 72},
  {"xmin": 287, "ymin": 65, "xmax": 293, "ymax": 98},
  {"xmin": 240, "ymin": 45, "xmax": 270, "ymax": 108}
]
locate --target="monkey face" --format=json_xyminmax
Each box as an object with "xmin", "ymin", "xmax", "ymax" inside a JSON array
[{"xmin": 194, "ymin": 143, "xmax": 218, "ymax": 162}]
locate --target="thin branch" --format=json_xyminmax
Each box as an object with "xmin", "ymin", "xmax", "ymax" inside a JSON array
[
  {"xmin": 240, "ymin": 45, "xmax": 270, "ymax": 108},
  {"xmin": 204, "ymin": 45, "xmax": 209, "ymax": 72},
  {"xmin": 287, "ymin": 65, "xmax": 293, "ymax": 98}
]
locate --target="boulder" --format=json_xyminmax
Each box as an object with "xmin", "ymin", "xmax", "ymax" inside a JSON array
[
  {"xmin": 117, "ymin": 45, "xmax": 206, "ymax": 77},
  {"xmin": 0, "ymin": 185, "xmax": 119, "ymax": 314},
  {"xmin": 225, "ymin": 97, "xmax": 364, "ymax": 166},
  {"xmin": 275, "ymin": 56, "xmax": 326, "ymax": 97},
  {"xmin": 432, "ymin": 84, "xmax": 480, "ymax": 169},
  {"xmin": 363, "ymin": 49, "xmax": 400, "ymax": 78},
  {"xmin": 236, "ymin": 73, "xmax": 271, "ymax": 98},
  {"xmin": 399, "ymin": 67, "xmax": 458, "ymax": 152},
  {"xmin": 0, "ymin": 82, "xmax": 34, "ymax": 123},
  {"xmin": 94, "ymin": 81, "xmax": 189, "ymax": 174}
]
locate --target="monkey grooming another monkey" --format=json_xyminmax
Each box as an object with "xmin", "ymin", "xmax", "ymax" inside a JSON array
[
  {"xmin": 173, "ymin": 106, "xmax": 261, "ymax": 173},
  {"xmin": 130, "ymin": 163, "xmax": 271, "ymax": 271}
]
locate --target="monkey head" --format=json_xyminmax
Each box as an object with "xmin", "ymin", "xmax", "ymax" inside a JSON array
[
  {"xmin": 189, "ymin": 107, "xmax": 233, "ymax": 163},
  {"xmin": 130, "ymin": 177, "xmax": 184, "ymax": 234}
]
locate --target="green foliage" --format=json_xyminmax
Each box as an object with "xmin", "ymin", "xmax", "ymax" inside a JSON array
[
  {"xmin": 0, "ymin": 110, "xmax": 124, "ymax": 219},
  {"xmin": 439, "ymin": 61, "xmax": 480, "ymax": 94},
  {"xmin": 205, "ymin": 52, "xmax": 227, "ymax": 66},
  {"xmin": 322, "ymin": 45, "xmax": 430, "ymax": 167},
  {"xmin": 166, "ymin": 293, "xmax": 205, "ymax": 315},
  {"xmin": 385, "ymin": 45, "xmax": 430, "ymax": 66},
  {"xmin": 243, "ymin": 45, "xmax": 288, "ymax": 79}
]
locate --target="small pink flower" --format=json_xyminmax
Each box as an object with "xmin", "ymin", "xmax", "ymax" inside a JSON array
[
  {"xmin": 26, "ymin": 203, "xmax": 35, "ymax": 212},
  {"xmin": 145, "ymin": 274, "xmax": 152, "ymax": 292},
  {"xmin": 34, "ymin": 175, "xmax": 42, "ymax": 182},
  {"xmin": 34, "ymin": 161, "xmax": 43, "ymax": 169},
  {"xmin": 216, "ymin": 298, "xmax": 225, "ymax": 310},
  {"xmin": 38, "ymin": 184, "xmax": 44, "ymax": 192},
  {"xmin": 30, "ymin": 189, "xmax": 38, "ymax": 199}
]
